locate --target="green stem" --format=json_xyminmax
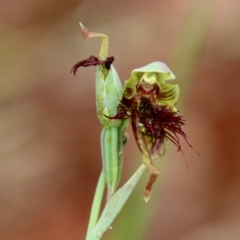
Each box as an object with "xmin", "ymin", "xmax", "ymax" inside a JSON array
[
  {"xmin": 86, "ymin": 170, "xmax": 106, "ymax": 240},
  {"xmin": 101, "ymin": 127, "xmax": 121, "ymax": 201}
]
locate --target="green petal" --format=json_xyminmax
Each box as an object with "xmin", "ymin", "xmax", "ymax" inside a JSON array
[
  {"xmin": 156, "ymin": 83, "xmax": 179, "ymax": 106},
  {"xmin": 122, "ymin": 75, "xmax": 139, "ymax": 99},
  {"xmin": 122, "ymin": 62, "xmax": 178, "ymax": 104},
  {"xmin": 131, "ymin": 61, "xmax": 175, "ymax": 83}
]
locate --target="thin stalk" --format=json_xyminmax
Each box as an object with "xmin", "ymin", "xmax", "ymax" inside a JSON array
[
  {"xmin": 102, "ymin": 127, "xmax": 120, "ymax": 201},
  {"xmin": 86, "ymin": 170, "xmax": 106, "ymax": 240}
]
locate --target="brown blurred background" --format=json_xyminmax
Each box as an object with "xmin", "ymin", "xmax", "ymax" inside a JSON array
[{"xmin": 1, "ymin": 0, "xmax": 240, "ymax": 239}]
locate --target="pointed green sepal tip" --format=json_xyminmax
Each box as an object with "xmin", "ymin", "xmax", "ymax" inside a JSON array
[
  {"xmin": 144, "ymin": 195, "xmax": 150, "ymax": 203},
  {"xmin": 79, "ymin": 22, "xmax": 84, "ymax": 29}
]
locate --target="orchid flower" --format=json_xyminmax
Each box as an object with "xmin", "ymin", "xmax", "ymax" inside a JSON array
[{"xmin": 71, "ymin": 23, "xmax": 198, "ymax": 240}]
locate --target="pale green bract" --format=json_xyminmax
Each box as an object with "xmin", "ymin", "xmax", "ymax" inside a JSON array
[
  {"xmin": 95, "ymin": 65, "xmax": 123, "ymax": 125},
  {"xmin": 96, "ymin": 65, "xmax": 128, "ymax": 201},
  {"xmin": 96, "ymin": 64, "xmax": 127, "ymax": 199}
]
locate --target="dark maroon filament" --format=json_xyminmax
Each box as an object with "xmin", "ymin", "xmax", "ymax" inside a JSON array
[
  {"xmin": 71, "ymin": 55, "xmax": 114, "ymax": 75},
  {"xmin": 109, "ymin": 83, "xmax": 199, "ymax": 165}
]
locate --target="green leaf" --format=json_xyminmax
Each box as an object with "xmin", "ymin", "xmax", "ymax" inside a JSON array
[{"xmin": 88, "ymin": 164, "xmax": 146, "ymax": 240}]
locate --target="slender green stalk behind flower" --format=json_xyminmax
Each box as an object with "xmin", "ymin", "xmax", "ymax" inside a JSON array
[{"xmin": 110, "ymin": 62, "xmax": 197, "ymax": 201}]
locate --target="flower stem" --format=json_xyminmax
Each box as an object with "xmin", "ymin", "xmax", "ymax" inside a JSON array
[{"xmin": 86, "ymin": 170, "xmax": 106, "ymax": 240}]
